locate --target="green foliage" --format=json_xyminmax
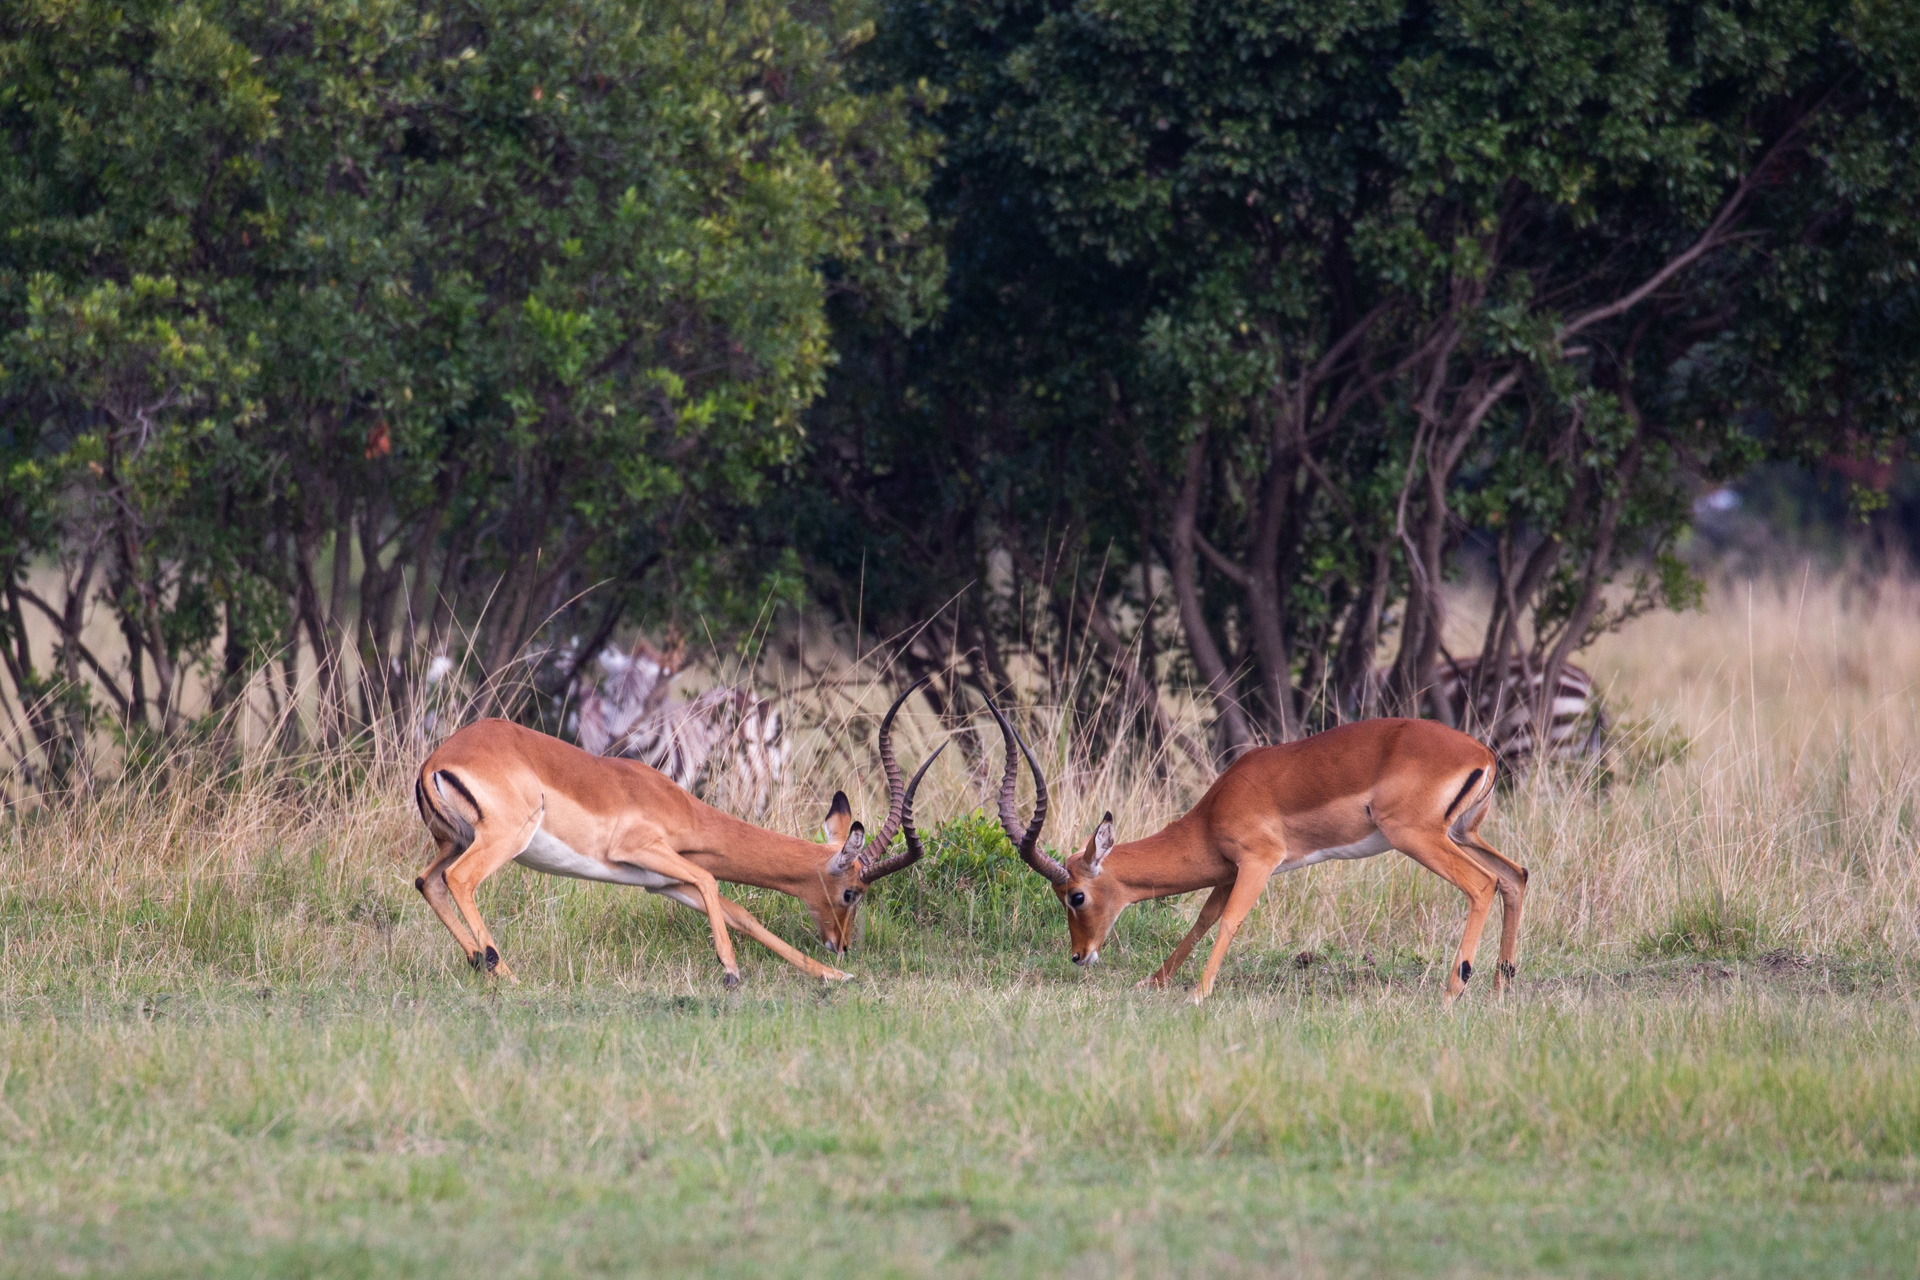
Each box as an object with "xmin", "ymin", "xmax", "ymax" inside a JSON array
[
  {"xmin": 1, "ymin": 0, "xmax": 941, "ymax": 773},
  {"xmin": 798, "ymin": 0, "xmax": 1920, "ymax": 750},
  {"xmin": 1639, "ymin": 890, "xmax": 1764, "ymax": 960},
  {"xmin": 867, "ymin": 811, "xmax": 1060, "ymax": 946},
  {"xmin": 6, "ymin": 0, "xmax": 1920, "ymax": 789}
]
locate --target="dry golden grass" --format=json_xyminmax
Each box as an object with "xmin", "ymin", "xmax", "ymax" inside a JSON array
[{"xmin": 5, "ymin": 568, "xmax": 1919, "ymax": 995}]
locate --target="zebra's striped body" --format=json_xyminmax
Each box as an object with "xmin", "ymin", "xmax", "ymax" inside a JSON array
[
  {"xmin": 1427, "ymin": 654, "xmax": 1607, "ymax": 773},
  {"xmin": 574, "ymin": 645, "xmax": 790, "ymax": 813}
]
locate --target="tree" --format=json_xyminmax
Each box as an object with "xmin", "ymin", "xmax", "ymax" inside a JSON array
[
  {"xmin": 805, "ymin": 0, "xmax": 1920, "ymax": 754},
  {"xmin": 1, "ymin": 1, "xmax": 275, "ymax": 780},
  {"xmin": 1, "ymin": 0, "xmax": 941, "ymax": 781}
]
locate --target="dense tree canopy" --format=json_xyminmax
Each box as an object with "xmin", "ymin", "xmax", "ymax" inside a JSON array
[
  {"xmin": 803, "ymin": 0, "xmax": 1920, "ymax": 753},
  {"xmin": 1, "ymin": 0, "xmax": 940, "ymax": 780}
]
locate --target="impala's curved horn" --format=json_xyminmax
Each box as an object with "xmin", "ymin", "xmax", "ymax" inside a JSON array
[
  {"xmin": 860, "ymin": 742, "xmax": 946, "ymax": 883},
  {"xmin": 868, "ymin": 675, "xmax": 931, "ymax": 857},
  {"xmin": 985, "ymin": 695, "xmax": 1066, "ymax": 885}
]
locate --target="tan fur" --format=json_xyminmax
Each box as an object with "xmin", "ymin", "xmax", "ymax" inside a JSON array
[
  {"xmin": 1039, "ymin": 718, "xmax": 1525, "ymax": 1003},
  {"xmin": 413, "ymin": 718, "xmax": 883, "ymax": 986}
]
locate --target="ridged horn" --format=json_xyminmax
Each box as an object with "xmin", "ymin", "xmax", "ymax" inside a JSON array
[
  {"xmin": 860, "ymin": 742, "xmax": 946, "ymax": 883},
  {"xmin": 984, "ymin": 694, "xmax": 1066, "ymax": 885},
  {"xmin": 867, "ymin": 674, "xmax": 931, "ymax": 857}
]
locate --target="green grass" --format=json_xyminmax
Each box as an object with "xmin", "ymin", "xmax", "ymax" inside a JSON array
[{"xmin": 2, "ymin": 833, "xmax": 1917, "ymax": 1278}]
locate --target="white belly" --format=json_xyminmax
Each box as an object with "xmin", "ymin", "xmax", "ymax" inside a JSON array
[
  {"xmin": 1278, "ymin": 829, "xmax": 1394, "ymax": 873},
  {"xmin": 515, "ymin": 827, "xmax": 679, "ymax": 889}
]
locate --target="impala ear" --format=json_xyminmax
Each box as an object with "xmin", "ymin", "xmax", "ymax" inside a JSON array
[
  {"xmin": 821, "ymin": 790, "xmax": 853, "ymax": 847},
  {"xmin": 826, "ymin": 821, "xmax": 866, "ymax": 876},
  {"xmin": 1086, "ymin": 812, "xmax": 1115, "ymax": 876}
]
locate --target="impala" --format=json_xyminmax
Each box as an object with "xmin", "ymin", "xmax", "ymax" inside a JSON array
[
  {"xmin": 412, "ymin": 679, "xmax": 943, "ymax": 986},
  {"xmin": 987, "ymin": 703, "xmax": 1527, "ymax": 1003}
]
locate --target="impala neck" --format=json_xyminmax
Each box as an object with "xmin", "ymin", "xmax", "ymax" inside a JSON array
[
  {"xmin": 681, "ymin": 803, "xmax": 839, "ymax": 895},
  {"xmin": 1105, "ymin": 814, "xmax": 1216, "ymax": 901}
]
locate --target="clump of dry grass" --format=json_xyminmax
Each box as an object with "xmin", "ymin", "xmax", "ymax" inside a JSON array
[{"xmin": 1511, "ymin": 570, "xmax": 1920, "ymax": 961}]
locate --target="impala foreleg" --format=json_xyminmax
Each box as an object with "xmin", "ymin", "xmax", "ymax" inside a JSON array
[
  {"xmin": 610, "ymin": 846, "xmax": 741, "ymax": 987},
  {"xmin": 655, "ymin": 887, "xmax": 851, "ymax": 983},
  {"xmin": 1194, "ymin": 859, "xmax": 1280, "ymax": 1003},
  {"xmin": 1139, "ymin": 884, "xmax": 1230, "ymax": 989},
  {"xmin": 1383, "ymin": 824, "xmax": 1498, "ymax": 1004}
]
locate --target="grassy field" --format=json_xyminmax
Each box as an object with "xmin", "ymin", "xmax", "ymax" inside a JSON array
[{"xmin": 3, "ymin": 572, "xmax": 1920, "ymax": 1276}]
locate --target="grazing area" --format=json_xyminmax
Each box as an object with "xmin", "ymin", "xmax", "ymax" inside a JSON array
[
  {"xmin": 3, "ymin": 574, "xmax": 1918, "ymax": 1277},
  {"xmin": 5, "ymin": 0, "xmax": 1917, "ymax": 1271}
]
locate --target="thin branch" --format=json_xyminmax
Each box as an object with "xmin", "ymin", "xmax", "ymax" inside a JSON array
[
  {"xmin": 1193, "ymin": 531, "xmax": 1252, "ymax": 588},
  {"xmin": 14, "ymin": 587, "xmax": 133, "ymax": 717},
  {"xmin": 1559, "ymin": 104, "xmax": 1823, "ymax": 341}
]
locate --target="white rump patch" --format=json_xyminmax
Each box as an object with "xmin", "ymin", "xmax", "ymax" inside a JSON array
[{"xmin": 516, "ymin": 826, "xmax": 679, "ymax": 890}]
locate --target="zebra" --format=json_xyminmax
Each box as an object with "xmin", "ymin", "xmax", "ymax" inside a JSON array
[
  {"xmin": 573, "ymin": 640, "xmax": 791, "ymax": 814},
  {"xmin": 1425, "ymin": 653, "xmax": 1608, "ymax": 774}
]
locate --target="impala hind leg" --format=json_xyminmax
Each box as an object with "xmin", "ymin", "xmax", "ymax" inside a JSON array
[
  {"xmin": 1194, "ymin": 858, "xmax": 1282, "ymax": 1002},
  {"xmin": 416, "ymin": 838, "xmax": 484, "ymax": 964},
  {"xmin": 1139, "ymin": 884, "xmax": 1230, "ymax": 989},
  {"xmin": 442, "ymin": 828, "xmax": 538, "ymax": 981},
  {"xmin": 1456, "ymin": 824, "xmax": 1526, "ymax": 993},
  {"xmin": 1379, "ymin": 823, "xmax": 1498, "ymax": 1004}
]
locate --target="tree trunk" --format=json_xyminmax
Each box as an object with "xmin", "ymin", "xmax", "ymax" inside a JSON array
[
  {"xmin": 1165, "ymin": 435, "xmax": 1255, "ymax": 756},
  {"xmin": 1245, "ymin": 432, "xmax": 1300, "ymax": 742}
]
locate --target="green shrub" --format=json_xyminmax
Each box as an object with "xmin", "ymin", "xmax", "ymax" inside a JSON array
[{"xmin": 1637, "ymin": 891, "xmax": 1763, "ymax": 959}]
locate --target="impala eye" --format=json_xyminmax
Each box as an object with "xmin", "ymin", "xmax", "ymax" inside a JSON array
[
  {"xmin": 842, "ymin": 889, "xmax": 859, "ymax": 904},
  {"xmin": 1068, "ymin": 892, "xmax": 1086, "ymax": 908}
]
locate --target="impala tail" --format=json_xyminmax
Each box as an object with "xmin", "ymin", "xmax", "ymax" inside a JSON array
[{"xmin": 416, "ymin": 768, "xmax": 481, "ymax": 848}]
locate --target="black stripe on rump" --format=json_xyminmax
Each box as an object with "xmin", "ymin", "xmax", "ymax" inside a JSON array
[
  {"xmin": 1444, "ymin": 768, "xmax": 1484, "ymax": 821},
  {"xmin": 433, "ymin": 770, "xmax": 484, "ymax": 826},
  {"xmin": 413, "ymin": 776, "xmax": 434, "ymax": 827}
]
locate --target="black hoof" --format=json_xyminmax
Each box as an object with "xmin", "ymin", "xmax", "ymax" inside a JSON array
[
  {"xmin": 722, "ymin": 971, "xmax": 742, "ymax": 990},
  {"xmin": 1458, "ymin": 960, "xmax": 1472, "ymax": 983},
  {"xmin": 1498, "ymin": 961, "xmax": 1516, "ymax": 980},
  {"xmin": 484, "ymin": 946, "xmax": 500, "ymax": 972}
]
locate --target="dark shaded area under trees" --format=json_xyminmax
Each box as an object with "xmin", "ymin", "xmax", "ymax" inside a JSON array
[{"xmin": 4, "ymin": 0, "xmax": 1918, "ymax": 792}]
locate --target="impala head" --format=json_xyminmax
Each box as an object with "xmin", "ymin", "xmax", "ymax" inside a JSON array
[
  {"xmin": 982, "ymin": 696, "xmax": 1125, "ymax": 966},
  {"xmin": 809, "ymin": 676, "xmax": 945, "ymax": 955},
  {"xmin": 1059, "ymin": 812, "xmax": 1126, "ymax": 964}
]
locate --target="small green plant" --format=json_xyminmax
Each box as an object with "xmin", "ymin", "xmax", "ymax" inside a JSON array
[
  {"xmin": 1614, "ymin": 715, "xmax": 1693, "ymax": 784},
  {"xmin": 1637, "ymin": 890, "xmax": 1762, "ymax": 959},
  {"xmin": 866, "ymin": 812, "xmax": 1059, "ymax": 948}
]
